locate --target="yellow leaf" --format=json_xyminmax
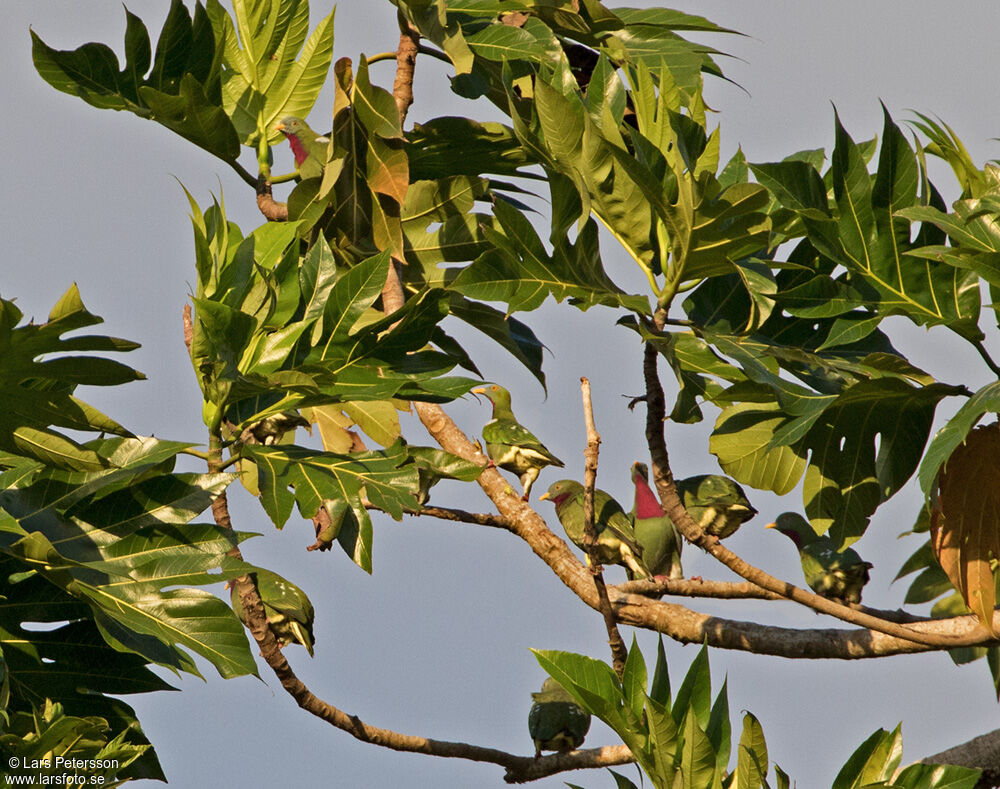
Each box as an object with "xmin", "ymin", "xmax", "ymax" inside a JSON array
[{"xmin": 303, "ymin": 405, "xmax": 353, "ymax": 453}]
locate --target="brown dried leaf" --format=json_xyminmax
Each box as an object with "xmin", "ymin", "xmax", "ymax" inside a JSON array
[{"xmin": 933, "ymin": 423, "xmax": 1000, "ymax": 635}]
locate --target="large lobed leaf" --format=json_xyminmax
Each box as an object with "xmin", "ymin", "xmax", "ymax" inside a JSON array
[
  {"xmin": 0, "ymin": 287, "xmax": 140, "ymax": 471},
  {"xmin": 244, "ymin": 440, "xmax": 419, "ymax": 572},
  {"xmin": 32, "ymin": 0, "xmax": 240, "ymax": 165}
]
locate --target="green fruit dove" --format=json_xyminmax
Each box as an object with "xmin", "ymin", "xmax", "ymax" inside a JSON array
[
  {"xmin": 230, "ymin": 569, "xmax": 316, "ymax": 656},
  {"xmin": 630, "ymin": 461, "xmax": 683, "ymax": 580},
  {"xmin": 768, "ymin": 513, "xmax": 873, "ymax": 604},
  {"xmin": 677, "ymin": 474, "xmax": 757, "ymax": 539},
  {"xmin": 275, "ymin": 116, "xmax": 329, "ymax": 180},
  {"xmin": 540, "ymin": 479, "xmax": 650, "ymax": 578},
  {"xmin": 528, "ymin": 678, "xmax": 591, "ymax": 758},
  {"xmin": 474, "ymin": 385, "xmax": 564, "ymax": 500}
]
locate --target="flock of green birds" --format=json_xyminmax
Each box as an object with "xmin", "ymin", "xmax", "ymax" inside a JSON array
[{"xmin": 228, "ymin": 123, "xmax": 877, "ymax": 758}]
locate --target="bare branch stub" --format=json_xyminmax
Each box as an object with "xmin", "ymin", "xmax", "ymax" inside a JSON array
[{"xmin": 580, "ymin": 376, "xmax": 629, "ymax": 678}]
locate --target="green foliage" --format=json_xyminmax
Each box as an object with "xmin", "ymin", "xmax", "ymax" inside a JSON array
[
  {"xmin": 533, "ymin": 640, "xmax": 746, "ymax": 788},
  {"xmin": 0, "ymin": 700, "xmax": 151, "ymax": 787},
  {"xmin": 212, "ymin": 0, "xmax": 335, "ymax": 150},
  {"xmin": 32, "ymin": 0, "xmax": 241, "ymax": 168},
  {"xmin": 0, "ymin": 292, "xmax": 260, "ymax": 778},
  {"xmin": 536, "ymin": 640, "xmax": 982, "ymax": 788},
  {"xmin": 25, "ymin": 0, "xmax": 1000, "ymax": 782}
]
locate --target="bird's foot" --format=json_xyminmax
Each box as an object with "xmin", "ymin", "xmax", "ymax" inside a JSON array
[{"xmin": 689, "ymin": 575, "xmax": 703, "ymax": 582}]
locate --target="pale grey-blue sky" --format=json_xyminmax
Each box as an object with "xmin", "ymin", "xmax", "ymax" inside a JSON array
[{"xmin": 4, "ymin": 2, "xmax": 999, "ymax": 786}]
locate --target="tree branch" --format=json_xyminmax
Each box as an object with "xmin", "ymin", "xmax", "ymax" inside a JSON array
[
  {"xmin": 580, "ymin": 376, "xmax": 630, "ymax": 678},
  {"xmin": 922, "ymin": 728, "xmax": 1000, "ymax": 786},
  {"xmin": 401, "ymin": 504, "xmax": 513, "ymax": 530},
  {"xmin": 256, "ymin": 174, "xmax": 289, "ymax": 222},
  {"xmin": 392, "ymin": 14, "xmax": 419, "ymax": 127},
  {"xmin": 638, "ymin": 329, "xmax": 981, "ymax": 650}
]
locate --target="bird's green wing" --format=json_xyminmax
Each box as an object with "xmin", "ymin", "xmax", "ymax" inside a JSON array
[
  {"xmin": 234, "ymin": 569, "xmax": 316, "ymax": 656},
  {"xmin": 483, "ymin": 418, "xmax": 562, "ymax": 464}
]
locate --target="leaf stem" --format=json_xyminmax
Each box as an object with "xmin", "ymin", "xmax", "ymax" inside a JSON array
[
  {"xmin": 973, "ymin": 339, "xmax": 1000, "ymax": 378},
  {"xmin": 416, "ymin": 44, "xmax": 452, "ymax": 66},
  {"xmin": 227, "ymin": 158, "xmax": 258, "ymax": 187}
]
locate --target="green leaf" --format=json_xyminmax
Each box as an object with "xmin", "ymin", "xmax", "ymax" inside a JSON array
[
  {"xmin": 451, "ymin": 200, "xmax": 648, "ymax": 313},
  {"xmin": 531, "ymin": 649, "xmax": 624, "ymax": 726},
  {"xmin": 735, "ymin": 712, "xmax": 768, "ymax": 789},
  {"xmin": 649, "ymin": 635, "xmax": 672, "ymax": 707},
  {"xmin": 706, "ymin": 677, "xmax": 731, "ymax": 775},
  {"xmin": 680, "ymin": 708, "xmax": 717, "ymax": 789},
  {"xmin": 32, "ymin": 2, "xmax": 240, "ymax": 164},
  {"xmin": 807, "ymin": 108, "xmax": 981, "ymax": 336},
  {"xmin": 607, "ymin": 769, "xmax": 641, "ymax": 789},
  {"xmin": 245, "ymin": 441, "xmax": 418, "ymax": 572},
  {"xmin": 750, "ymin": 159, "xmax": 830, "ymax": 220},
  {"xmin": 831, "ymin": 725, "xmax": 903, "ymax": 789},
  {"xmin": 918, "ymin": 380, "xmax": 1000, "ymax": 494},
  {"xmin": 448, "ymin": 297, "xmax": 546, "ymax": 389},
  {"xmin": 892, "ymin": 763, "xmax": 982, "ymax": 789},
  {"xmin": 406, "ymin": 117, "xmax": 539, "ymax": 181},
  {"xmin": 711, "ymin": 402, "xmax": 807, "ymax": 496},
  {"xmin": 622, "ymin": 635, "xmax": 647, "ymax": 721},
  {"xmin": 0, "ymin": 289, "xmax": 140, "ymax": 469},
  {"xmin": 466, "ymin": 25, "xmax": 547, "ymax": 61},
  {"xmin": 672, "ymin": 643, "xmax": 710, "ymax": 728}
]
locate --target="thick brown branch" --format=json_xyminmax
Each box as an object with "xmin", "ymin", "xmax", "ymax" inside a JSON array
[
  {"xmin": 639, "ymin": 333, "xmax": 979, "ymax": 650},
  {"xmin": 922, "ymin": 728, "xmax": 1000, "ymax": 786},
  {"xmin": 256, "ymin": 175, "xmax": 289, "ymax": 222},
  {"xmin": 237, "ymin": 607, "xmax": 633, "ymax": 782},
  {"xmin": 411, "ymin": 396, "xmax": 1000, "ymax": 657},
  {"xmin": 392, "ymin": 15, "xmax": 420, "ymax": 126},
  {"xmin": 615, "ymin": 578, "xmax": 783, "ymax": 600},
  {"xmin": 580, "ymin": 376, "xmax": 629, "ymax": 677}
]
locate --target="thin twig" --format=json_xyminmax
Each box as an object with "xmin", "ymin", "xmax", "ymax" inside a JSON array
[
  {"xmin": 227, "ymin": 158, "xmax": 258, "ymax": 187},
  {"xmin": 973, "ymin": 339, "xmax": 1000, "ymax": 378},
  {"xmin": 416, "ymin": 44, "xmax": 453, "ymax": 65},
  {"xmin": 580, "ymin": 376, "xmax": 629, "ymax": 678}
]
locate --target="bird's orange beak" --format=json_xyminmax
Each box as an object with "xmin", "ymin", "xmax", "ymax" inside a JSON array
[
  {"xmin": 765, "ymin": 522, "xmax": 777, "ymax": 529},
  {"xmin": 275, "ymin": 121, "xmax": 287, "ymax": 133},
  {"xmin": 538, "ymin": 492, "xmax": 551, "ymax": 501}
]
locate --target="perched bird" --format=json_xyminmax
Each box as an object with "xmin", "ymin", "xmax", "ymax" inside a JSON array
[
  {"xmin": 630, "ymin": 462, "xmax": 683, "ymax": 580},
  {"xmin": 676, "ymin": 474, "xmax": 757, "ymax": 538},
  {"xmin": 230, "ymin": 569, "xmax": 316, "ymax": 656},
  {"xmin": 474, "ymin": 385, "xmax": 564, "ymax": 500},
  {"xmin": 767, "ymin": 513, "xmax": 873, "ymax": 604},
  {"xmin": 540, "ymin": 479, "xmax": 649, "ymax": 578},
  {"xmin": 528, "ymin": 678, "xmax": 591, "ymax": 758},
  {"xmin": 275, "ymin": 116, "xmax": 329, "ymax": 180}
]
